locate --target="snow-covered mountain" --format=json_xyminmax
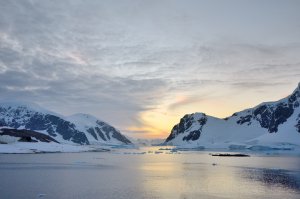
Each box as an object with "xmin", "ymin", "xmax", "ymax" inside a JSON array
[
  {"xmin": 0, "ymin": 102, "xmax": 131, "ymax": 145},
  {"xmin": 164, "ymin": 83, "xmax": 300, "ymax": 149}
]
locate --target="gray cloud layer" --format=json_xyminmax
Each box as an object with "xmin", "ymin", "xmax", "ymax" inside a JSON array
[{"xmin": 1, "ymin": 0, "xmax": 300, "ymax": 137}]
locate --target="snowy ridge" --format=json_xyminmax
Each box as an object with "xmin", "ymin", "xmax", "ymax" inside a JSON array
[
  {"xmin": 164, "ymin": 83, "xmax": 300, "ymax": 149},
  {"xmin": 0, "ymin": 102, "xmax": 131, "ymax": 145},
  {"xmin": 0, "ymin": 101, "xmax": 61, "ymax": 117},
  {"xmin": 67, "ymin": 113, "xmax": 131, "ymax": 145}
]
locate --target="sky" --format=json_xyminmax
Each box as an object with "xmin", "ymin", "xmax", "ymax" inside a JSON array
[{"xmin": 0, "ymin": 0, "xmax": 300, "ymax": 139}]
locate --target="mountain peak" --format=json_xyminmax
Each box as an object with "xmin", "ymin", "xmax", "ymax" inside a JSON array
[
  {"xmin": 292, "ymin": 82, "xmax": 300, "ymax": 92},
  {"xmin": 0, "ymin": 101, "xmax": 61, "ymax": 117},
  {"xmin": 0, "ymin": 101, "xmax": 46, "ymax": 113},
  {"xmin": 67, "ymin": 113, "xmax": 100, "ymax": 126},
  {"xmin": 0, "ymin": 101, "xmax": 40, "ymax": 108},
  {"xmin": 289, "ymin": 82, "xmax": 300, "ymax": 100}
]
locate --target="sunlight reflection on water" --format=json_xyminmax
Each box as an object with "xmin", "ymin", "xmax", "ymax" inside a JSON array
[
  {"xmin": 0, "ymin": 147, "xmax": 300, "ymax": 199},
  {"xmin": 138, "ymin": 147, "xmax": 300, "ymax": 199}
]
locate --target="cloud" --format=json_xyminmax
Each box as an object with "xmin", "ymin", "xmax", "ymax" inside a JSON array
[
  {"xmin": 230, "ymin": 81, "xmax": 289, "ymax": 89},
  {"xmin": 168, "ymin": 95, "xmax": 208, "ymax": 110},
  {"xmin": 0, "ymin": 0, "xmax": 300, "ymax": 137}
]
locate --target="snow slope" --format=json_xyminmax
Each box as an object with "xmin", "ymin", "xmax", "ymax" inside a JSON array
[
  {"xmin": 164, "ymin": 83, "xmax": 300, "ymax": 149},
  {"xmin": 67, "ymin": 113, "xmax": 131, "ymax": 145},
  {"xmin": 0, "ymin": 142, "xmax": 110, "ymax": 154}
]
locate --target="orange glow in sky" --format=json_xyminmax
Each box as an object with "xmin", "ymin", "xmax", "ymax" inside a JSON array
[{"xmin": 126, "ymin": 85, "xmax": 295, "ymax": 139}]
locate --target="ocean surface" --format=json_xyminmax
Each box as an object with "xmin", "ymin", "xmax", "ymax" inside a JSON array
[{"xmin": 1, "ymin": 147, "xmax": 300, "ymax": 199}]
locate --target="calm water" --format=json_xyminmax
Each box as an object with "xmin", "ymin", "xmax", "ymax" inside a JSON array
[{"xmin": 1, "ymin": 147, "xmax": 300, "ymax": 199}]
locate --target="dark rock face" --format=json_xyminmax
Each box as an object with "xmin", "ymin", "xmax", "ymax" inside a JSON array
[
  {"xmin": 18, "ymin": 136, "xmax": 37, "ymax": 142},
  {"xmin": 296, "ymin": 114, "xmax": 300, "ymax": 133},
  {"xmin": 95, "ymin": 127, "xmax": 107, "ymax": 141},
  {"xmin": 87, "ymin": 124, "xmax": 131, "ymax": 144},
  {"xmin": 111, "ymin": 130, "xmax": 132, "ymax": 144},
  {"xmin": 252, "ymin": 103, "xmax": 294, "ymax": 133},
  {"xmin": 27, "ymin": 114, "xmax": 89, "ymax": 144},
  {"xmin": 87, "ymin": 128, "xmax": 98, "ymax": 140},
  {"xmin": 100, "ymin": 123, "xmax": 132, "ymax": 144},
  {"xmin": 0, "ymin": 128, "xmax": 59, "ymax": 143},
  {"xmin": 166, "ymin": 115, "xmax": 191, "ymax": 142},
  {"xmin": 198, "ymin": 117, "xmax": 207, "ymax": 125},
  {"xmin": 237, "ymin": 89, "xmax": 298, "ymax": 133},
  {"xmin": 237, "ymin": 115, "xmax": 252, "ymax": 125},
  {"xmin": 166, "ymin": 114, "xmax": 207, "ymax": 142},
  {"xmin": 183, "ymin": 116, "xmax": 207, "ymax": 141},
  {"xmin": 183, "ymin": 130, "xmax": 201, "ymax": 141},
  {"xmin": 253, "ymin": 105, "xmax": 269, "ymax": 128}
]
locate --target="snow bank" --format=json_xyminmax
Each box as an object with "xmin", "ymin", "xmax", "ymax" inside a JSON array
[{"xmin": 0, "ymin": 142, "xmax": 110, "ymax": 154}]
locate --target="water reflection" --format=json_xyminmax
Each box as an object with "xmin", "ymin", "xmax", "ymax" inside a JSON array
[
  {"xmin": 242, "ymin": 168, "xmax": 300, "ymax": 191},
  {"xmin": 1, "ymin": 149, "xmax": 300, "ymax": 199},
  {"xmin": 140, "ymin": 160, "xmax": 252, "ymax": 199},
  {"xmin": 138, "ymin": 151, "xmax": 300, "ymax": 199}
]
